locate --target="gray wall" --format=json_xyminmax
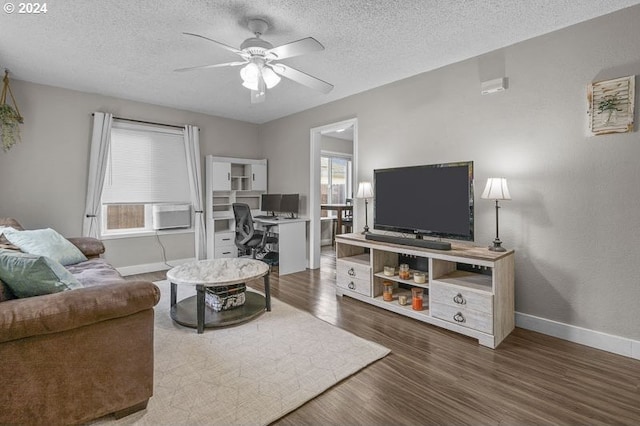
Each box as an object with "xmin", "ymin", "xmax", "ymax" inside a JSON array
[
  {"xmin": 259, "ymin": 6, "xmax": 640, "ymax": 340},
  {"xmin": 0, "ymin": 80, "xmax": 259, "ymax": 267}
]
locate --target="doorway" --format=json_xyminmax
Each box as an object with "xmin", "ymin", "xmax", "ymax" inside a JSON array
[{"xmin": 309, "ymin": 118, "xmax": 358, "ymax": 269}]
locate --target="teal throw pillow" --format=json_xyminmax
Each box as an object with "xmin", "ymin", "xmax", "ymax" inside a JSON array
[
  {"xmin": 0, "ymin": 249, "xmax": 83, "ymax": 298},
  {"xmin": 2, "ymin": 227, "xmax": 87, "ymax": 266}
]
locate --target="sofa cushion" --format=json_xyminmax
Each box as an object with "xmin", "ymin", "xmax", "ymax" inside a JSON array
[
  {"xmin": 65, "ymin": 258, "xmax": 124, "ymax": 287},
  {"xmin": 0, "ymin": 278, "xmax": 16, "ymax": 302},
  {"xmin": 2, "ymin": 227, "xmax": 88, "ymax": 266},
  {"xmin": 0, "ymin": 250, "xmax": 83, "ymax": 298}
]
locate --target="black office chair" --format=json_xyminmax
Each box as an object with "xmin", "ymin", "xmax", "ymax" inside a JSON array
[{"xmin": 232, "ymin": 203, "xmax": 278, "ymax": 261}]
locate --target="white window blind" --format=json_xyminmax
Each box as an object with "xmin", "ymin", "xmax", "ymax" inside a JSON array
[{"xmin": 102, "ymin": 122, "xmax": 190, "ymax": 204}]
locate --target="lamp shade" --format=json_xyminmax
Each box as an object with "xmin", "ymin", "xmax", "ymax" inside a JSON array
[
  {"xmin": 261, "ymin": 66, "xmax": 281, "ymax": 89},
  {"xmin": 241, "ymin": 62, "xmax": 281, "ymax": 91},
  {"xmin": 356, "ymin": 181, "xmax": 373, "ymax": 199},
  {"xmin": 240, "ymin": 62, "xmax": 260, "ymax": 89},
  {"xmin": 481, "ymin": 178, "xmax": 511, "ymax": 200}
]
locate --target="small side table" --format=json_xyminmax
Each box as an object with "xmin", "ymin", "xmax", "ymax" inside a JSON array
[{"xmin": 166, "ymin": 258, "xmax": 270, "ymax": 333}]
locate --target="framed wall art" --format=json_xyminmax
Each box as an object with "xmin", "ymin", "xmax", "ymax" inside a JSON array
[{"xmin": 587, "ymin": 75, "xmax": 635, "ymax": 135}]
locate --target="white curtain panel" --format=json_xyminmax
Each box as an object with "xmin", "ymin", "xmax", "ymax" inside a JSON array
[
  {"xmin": 184, "ymin": 125, "xmax": 206, "ymax": 260},
  {"xmin": 83, "ymin": 112, "xmax": 113, "ymax": 238}
]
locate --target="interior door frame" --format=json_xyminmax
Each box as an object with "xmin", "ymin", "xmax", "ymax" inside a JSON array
[{"xmin": 309, "ymin": 118, "xmax": 358, "ymax": 269}]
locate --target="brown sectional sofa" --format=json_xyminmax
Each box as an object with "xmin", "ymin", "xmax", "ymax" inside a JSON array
[{"xmin": 0, "ymin": 218, "xmax": 161, "ymax": 425}]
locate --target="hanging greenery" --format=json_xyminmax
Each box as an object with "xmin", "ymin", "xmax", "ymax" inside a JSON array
[{"xmin": 1, "ymin": 70, "xmax": 24, "ymax": 152}]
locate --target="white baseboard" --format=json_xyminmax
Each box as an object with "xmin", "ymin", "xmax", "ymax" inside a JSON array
[
  {"xmin": 516, "ymin": 312, "xmax": 640, "ymax": 360},
  {"xmin": 117, "ymin": 257, "xmax": 195, "ymax": 277}
]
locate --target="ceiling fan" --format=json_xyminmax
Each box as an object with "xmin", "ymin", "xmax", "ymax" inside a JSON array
[{"xmin": 175, "ymin": 19, "xmax": 333, "ymax": 104}]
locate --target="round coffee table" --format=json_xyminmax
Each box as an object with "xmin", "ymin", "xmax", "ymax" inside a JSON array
[{"xmin": 167, "ymin": 258, "xmax": 270, "ymax": 333}]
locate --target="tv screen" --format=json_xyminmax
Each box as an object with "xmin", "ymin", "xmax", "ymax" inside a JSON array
[
  {"xmin": 373, "ymin": 161, "xmax": 474, "ymax": 241},
  {"xmin": 280, "ymin": 194, "xmax": 299, "ymax": 217},
  {"xmin": 261, "ymin": 194, "xmax": 281, "ymax": 215}
]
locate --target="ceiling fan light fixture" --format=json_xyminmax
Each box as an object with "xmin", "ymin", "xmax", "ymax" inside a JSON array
[
  {"xmin": 241, "ymin": 62, "xmax": 280, "ymax": 91},
  {"xmin": 261, "ymin": 67, "xmax": 281, "ymax": 89},
  {"xmin": 240, "ymin": 62, "xmax": 260, "ymax": 85}
]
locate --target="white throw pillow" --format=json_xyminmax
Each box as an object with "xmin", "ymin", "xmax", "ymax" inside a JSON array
[
  {"xmin": 2, "ymin": 227, "xmax": 88, "ymax": 266},
  {"xmin": 0, "ymin": 225, "xmax": 14, "ymax": 236}
]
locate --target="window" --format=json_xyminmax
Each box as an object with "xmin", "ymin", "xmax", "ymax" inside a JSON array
[
  {"xmin": 101, "ymin": 121, "xmax": 190, "ymax": 235},
  {"xmin": 320, "ymin": 153, "xmax": 352, "ymax": 218}
]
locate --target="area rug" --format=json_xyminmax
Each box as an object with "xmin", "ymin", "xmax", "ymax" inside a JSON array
[{"xmin": 94, "ymin": 280, "xmax": 390, "ymax": 425}]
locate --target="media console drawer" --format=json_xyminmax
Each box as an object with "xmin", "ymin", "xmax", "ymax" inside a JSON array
[
  {"xmin": 336, "ymin": 259, "xmax": 370, "ymax": 281},
  {"xmin": 430, "ymin": 282, "xmax": 493, "ymax": 314},
  {"xmin": 431, "ymin": 302, "xmax": 493, "ymax": 334},
  {"xmin": 336, "ymin": 274, "xmax": 371, "ymax": 297}
]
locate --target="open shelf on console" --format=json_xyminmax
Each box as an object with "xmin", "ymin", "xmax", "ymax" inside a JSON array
[
  {"xmin": 371, "ymin": 291, "xmax": 430, "ymax": 317},
  {"xmin": 373, "ymin": 271, "xmax": 429, "ymax": 289},
  {"xmin": 432, "ymin": 270, "xmax": 492, "ymax": 292},
  {"xmin": 431, "ymin": 259, "xmax": 492, "ymax": 292}
]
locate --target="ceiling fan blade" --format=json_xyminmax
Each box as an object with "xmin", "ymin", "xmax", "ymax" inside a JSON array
[
  {"xmin": 182, "ymin": 32, "xmax": 249, "ymax": 58},
  {"xmin": 269, "ymin": 63, "xmax": 333, "ymax": 94},
  {"xmin": 174, "ymin": 61, "xmax": 247, "ymax": 72},
  {"xmin": 266, "ymin": 37, "xmax": 324, "ymax": 60}
]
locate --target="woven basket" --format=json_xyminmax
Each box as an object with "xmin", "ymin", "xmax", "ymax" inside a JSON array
[{"xmin": 205, "ymin": 283, "xmax": 246, "ymax": 312}]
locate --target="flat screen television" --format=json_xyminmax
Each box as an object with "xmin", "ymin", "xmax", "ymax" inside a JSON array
[
  {"xmin": 280, "ymin": 194, "xmax": 300, "ymax": 218},
  {"xmin": 373, "ymin": 161, "xmax": 474, "ymax": 241},
  {"xmin": 261, "ymin": 194, "xmax": 281, "ymax": 216}
]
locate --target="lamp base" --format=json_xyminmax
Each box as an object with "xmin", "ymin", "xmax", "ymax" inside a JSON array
[{"xmin": 488, "ymin": 239, "xmax": 507, "ymax": 252}]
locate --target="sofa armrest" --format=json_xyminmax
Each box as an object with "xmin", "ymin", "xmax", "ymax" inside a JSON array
[
  {"xmin": 0, "ymin": 281, "xmax": 160, "ymax": 344},
  {"xmin": 67, "ymin": 237, "xmax": 106, "ymax": 258}
]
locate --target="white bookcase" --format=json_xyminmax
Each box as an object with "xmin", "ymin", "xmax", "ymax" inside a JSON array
[
  {"xmin": 205, "ymin": 155, "xmax": 268, "ymax": 259},
  {"xmin": 335, "ymin": 233, "xmax": 515, "ymax": 348}
]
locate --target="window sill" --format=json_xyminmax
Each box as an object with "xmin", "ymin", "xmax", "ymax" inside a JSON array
[{"xmin": 100, "ymin": 228, "xmax": 195, "ymax": 240}]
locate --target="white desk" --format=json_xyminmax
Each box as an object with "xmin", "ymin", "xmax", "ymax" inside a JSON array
[{"xmin": 254, "ymin": 216, "xmax": 308, "ymax": 275}]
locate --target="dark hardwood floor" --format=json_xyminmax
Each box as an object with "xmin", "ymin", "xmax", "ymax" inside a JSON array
[{"xmin": 127, "ymin": 247, "xmax": 640, "ymax": 425}]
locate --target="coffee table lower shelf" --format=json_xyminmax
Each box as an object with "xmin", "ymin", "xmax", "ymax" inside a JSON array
[{"xmin": 170, "ymin": 291, "xmax": 266, "ymax": 329}]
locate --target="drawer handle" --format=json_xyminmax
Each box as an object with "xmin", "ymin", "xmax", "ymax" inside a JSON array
[
  {"xmin": 222, "ymin": 238, "xmax": 231, "ymax": 241},
  {"xmin": 453, "ymin": 312, "xmax": 466, "ymax": 323},
  {"xmin": 453, "ymin": 293, "xmax": 466, "ymax": 305},
  {"xmin": 347, "ymin": 267, "xmax": 356, "ymax": 277},
  {"xmin": 348, "ymin": 281, "xmax": 356, "ymax": 290}
]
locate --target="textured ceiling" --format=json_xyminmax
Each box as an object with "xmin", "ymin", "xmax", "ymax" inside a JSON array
[{"xmin": 1, "ymin": 0, "xmax": 639, "ymax": 124}]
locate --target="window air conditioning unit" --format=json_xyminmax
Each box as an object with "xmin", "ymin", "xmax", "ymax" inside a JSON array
[{"xmin": 152, "ymin": 204, "xmax": 191, "ymax": 230}]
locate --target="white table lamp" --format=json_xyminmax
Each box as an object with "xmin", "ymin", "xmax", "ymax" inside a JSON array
[
  {"xmin": 356, "ymin": 181, "xmax": 373, "ymax": 234},
  {"xmin": 481, "ymin": 178, "xmax": 511, "ymax": 252}
]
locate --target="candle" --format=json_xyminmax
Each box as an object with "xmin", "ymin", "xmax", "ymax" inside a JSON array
[
  {"xmin": 399, "ymin": 264, "xmax": 410, "ymax": 280},
  {"xmin": 383, "ymin": 281, "xmax": 393, "ymax": 301},
  {"xmin": 411, "ymin": 287, "xmax": 423, "ymax": 311}
]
